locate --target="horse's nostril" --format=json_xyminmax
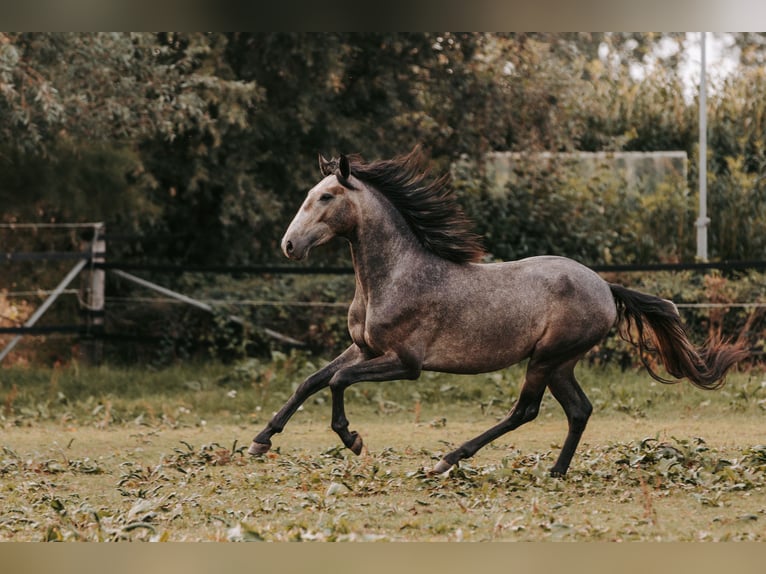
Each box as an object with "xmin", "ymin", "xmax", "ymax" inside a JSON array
[{"xmin": 285, "ymin": 240, "xmax": 294, "ymax": 254}]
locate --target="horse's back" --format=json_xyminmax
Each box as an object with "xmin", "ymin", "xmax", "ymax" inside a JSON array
[
  {"xmin": 474, "ymin": 255, "xmax": 611, "ymax": 301},
  {"xmin": 504, "ymin": 256, "xmax": 613, "ymax": 305}
]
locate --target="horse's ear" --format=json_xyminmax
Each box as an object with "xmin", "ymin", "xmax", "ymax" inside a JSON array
[
  {"xmin": 339, "ymin": 154, "xmax": 350, "ymax": 180},
  {"xmin": 318, "ymin": 153, "xmax": 333, "ymax": 176}
]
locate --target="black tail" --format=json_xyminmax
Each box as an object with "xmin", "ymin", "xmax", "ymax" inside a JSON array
[{"xmin": 610, "ymin": 283, "xmax": 749, "ymax": 390}]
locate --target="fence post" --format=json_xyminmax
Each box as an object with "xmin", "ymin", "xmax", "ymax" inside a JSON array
[{"xmin": 80, "ymin": 223, "xmax": 105, "ymax": 364}]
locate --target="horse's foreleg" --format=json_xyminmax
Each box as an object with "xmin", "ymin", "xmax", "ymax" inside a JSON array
[
  {"xmin": 328, "ymin": 351, "xmax": 421, "ymax": 455},
  {"xmin": 248, "ymin": 344, "xmax": 366, "ymax": 455}
]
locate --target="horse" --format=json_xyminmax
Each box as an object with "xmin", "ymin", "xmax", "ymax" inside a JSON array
[{"xmin": 248, "ymin": 147, "xmax": 748, "ymax": 477}]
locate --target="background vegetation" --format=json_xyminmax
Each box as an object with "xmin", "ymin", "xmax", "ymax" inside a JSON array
[
  {"xmin": 1, "ymin": 33, "xmax": 765, "ymax": 364},
  {"xmin": 1, "ymin": 34, "xmax": 765, "ymax": 543}
]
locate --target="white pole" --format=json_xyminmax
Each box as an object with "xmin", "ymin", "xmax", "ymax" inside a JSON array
[
  {"xmin": 696, "ymin": 32, "xmax": 710, "ymax": 261},
  {"xmin": 82, "ymin": 224, "xmax": 106, "ymax": 364}
]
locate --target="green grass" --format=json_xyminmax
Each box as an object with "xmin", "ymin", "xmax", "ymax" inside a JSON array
[
  {"xmin": 3, "ymin": 353, "xmax": 764, "ymax": 426},
  {"xmin": 1, "ymin": 355, "xmax": 765, "ymax": 541}
]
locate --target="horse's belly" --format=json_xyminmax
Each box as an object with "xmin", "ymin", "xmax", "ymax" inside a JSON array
[{"xmin": 421, "ymin": 322, "xmax": 539, "ymax": 374}]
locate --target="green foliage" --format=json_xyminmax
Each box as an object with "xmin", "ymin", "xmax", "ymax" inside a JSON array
[
  {"xmin": 0, "ymin": 33, "xmax": 258, "ymax": 154},
  {"xmin": 3, "ymin": 32, "xmax": 765, "ymax": 266},
  {"xmin": 0, "ymin": 142, "xmax": 155, "ymax": 229},
  {"xmin": 458, "ymin": 155, "xmax": 692, "ymax": 265},
  {"xmin": 704, "ymin": 67, "xmax": 766, "ymax": 261}
]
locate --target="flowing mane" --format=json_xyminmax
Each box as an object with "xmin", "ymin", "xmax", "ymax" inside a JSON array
[{"xmin": 341, "ymin": 147, "xmax": 486, "ymax": 264}]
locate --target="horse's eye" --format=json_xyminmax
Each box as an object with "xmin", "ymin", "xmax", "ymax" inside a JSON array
[{"xmin": 319, "ymin": 193, "xmax": 334, "ymax": 202}]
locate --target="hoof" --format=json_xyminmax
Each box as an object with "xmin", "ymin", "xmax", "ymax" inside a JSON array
[
  {"xmin": 429, "ymin": 459, "xmax": 453, "ymax": 476},
  {"xmin": 349, "ymin": 433, "xmax": 364, "ymax": 456},
  {"xmin": 248, "ymin": 440, "xmax": 271, "ymax": 455}
]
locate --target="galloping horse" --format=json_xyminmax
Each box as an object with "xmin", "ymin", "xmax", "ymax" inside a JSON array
[{"xmin": 249, "ymin": 147, "xmax": 747, "ymax": 477}]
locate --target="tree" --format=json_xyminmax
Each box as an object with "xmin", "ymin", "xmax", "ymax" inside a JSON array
[
  {"xmin": 0, "ymin": 33, "xmax": 259, "ymax": 233},
  {"xmin": 0, "ymin": 33, "xmax": 258, "ymax": 155}
]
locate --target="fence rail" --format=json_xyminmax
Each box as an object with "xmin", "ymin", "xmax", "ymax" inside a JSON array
[
  {"xmin": 3, "ymin": 251, "xmax": 95, "ymax": 263},
  {"xmin": 98, "ymin": 259, "xmax": 766, "ymax": 275},
  {"xmin": 0, "ymin": 325, "xmax": 85, "ymax": 335},
  {"xmin": 99, "ymin": 262, "xmax": 355, "ymax": 275},
  {"xmin": 589, "ymin": 260, "xmax": 766, "ymax": 273}
]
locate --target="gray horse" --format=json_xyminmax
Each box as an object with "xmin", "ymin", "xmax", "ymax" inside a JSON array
[{"xmin": 249, "ymin": 147, "xmax": 747, "ymax": 477}]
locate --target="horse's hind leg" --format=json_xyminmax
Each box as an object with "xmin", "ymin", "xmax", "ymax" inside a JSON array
[
  {"xmin": 431, "ymin": 366, "xmax": 548, "ymax": 474},
  {"xmin": 546, "ymin": 359, "xmax": 593, "ymax": 477}
]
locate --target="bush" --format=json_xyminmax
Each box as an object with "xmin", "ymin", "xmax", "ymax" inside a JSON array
[{"xmin": 456, "ymin": 154, "xmax": 693, "ymax": 266}]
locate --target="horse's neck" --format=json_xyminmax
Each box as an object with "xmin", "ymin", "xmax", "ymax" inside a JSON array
[{"xmin": 349, "ymin": 191, "xmax": 430, "ymax": 298}]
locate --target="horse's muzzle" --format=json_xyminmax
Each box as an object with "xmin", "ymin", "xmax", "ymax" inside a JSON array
[
  {"xmin": 281, "ymin": 235, "xmax": 305, "ymax": 260},
  {"xmin": 281, "ymin": 224, "xmax": 330, "ymax": 260}
]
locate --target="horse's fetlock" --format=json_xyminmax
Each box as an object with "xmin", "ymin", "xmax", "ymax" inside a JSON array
[
  {"xmin": 331, "ymin": 418, "xmax": 349, "ymax": 433},
  {"xmin": 445, "ymin": 446, "xmax": 470, "ymax": 465},
  {"xmin": 265, "ymin": 421, "xmax": 283, "ymax": 435}
]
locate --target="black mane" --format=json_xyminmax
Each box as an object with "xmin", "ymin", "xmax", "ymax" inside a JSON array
[{"xmin": 339, "ymin": 147, "xmax": 486, "ymax": 264}]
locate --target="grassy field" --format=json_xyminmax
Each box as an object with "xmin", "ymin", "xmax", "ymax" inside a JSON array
[{"xmin": 1, "ymin": 355, "xmax": 765, "ymax": 542}]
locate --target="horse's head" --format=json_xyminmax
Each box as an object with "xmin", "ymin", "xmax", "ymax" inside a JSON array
[{"xmin": 281, "ymin": 153, "xmax": 358, "ymax": 260}]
